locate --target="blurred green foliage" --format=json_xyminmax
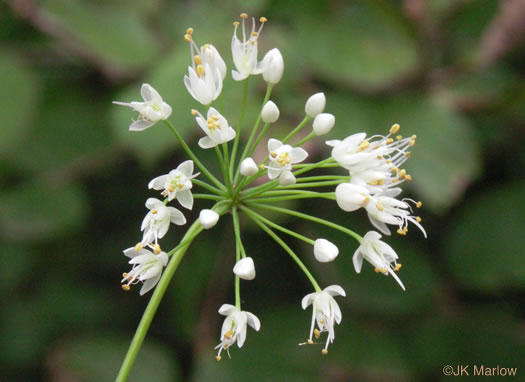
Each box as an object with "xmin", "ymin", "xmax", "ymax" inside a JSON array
[{"xmin": 1, "ymin": 0, "xmax": 524, "ymax": 381}]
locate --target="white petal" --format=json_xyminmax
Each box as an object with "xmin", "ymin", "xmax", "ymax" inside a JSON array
[
  {"xmin": 279, "ymin": 171, "xmax": 296, "ymax": 186},
  {"xmin": 199, "ymin": 209, "xmax": 219, "ymax": 229},
  {"xmin": 176, "ymin": 189, "xmax": 194, "ymax": 210},
  {"xmin": 145, "ymin": 198, "xmax": 162, "ymax": 210},
  {"xmin": 324, "ymin": 285, "xmax": 346, "ymax": 297},
  {"xmin": 301, "ymin": 293, "xmax": 316, "ymax": 309},
  {"xmin": 352, "ymin": 250, "xmax": 363, "ymax": 273},
  {"xmin": 141, "ymin": 83, "xmax": 162, "ymax": 103},
  {"xmin": 232, "ymin": 70, "xmax": 248, "ymax": 81},
  {"xmin": 267, "ymin": 165, "xmax": 281, "ymax": 179},
  {"xmin": 198, "ymin": 136, "xmax": 217, "ymax": 149},
  {"xmin": 245, "ymin": 312, "xmax": 261, "ymax": 331},
  {"xmin": 290, "ymin": 147, "xmax": 308, "ymax": 163},
  {"xmin": 267, "ymin": 138, "xmax": 282, "ymax": 153},
  {"xmin": 233, "ymin": 257, "xmax": 256, "ymax": 280},
  {"xmin": 140, "ymin": 272, "xmax": 162, "ymax": 295},
  {"xmin": 218, "ymin": 304, "xmax": 236, "ymax": 316},
  {"xmin": 148, "ymin": 175, "xmax": 168, "ymax": 190},
  {"xmin": 129, "ymin": 119, "xmax": 155, "ymax": 131},
  {"xmin": 168, "ymin": 207, "xmax": 186, "ymax": 225}
]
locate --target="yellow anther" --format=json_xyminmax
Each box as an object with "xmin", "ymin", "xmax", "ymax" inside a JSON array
[
  {"xmin": 259, "ymin": 16, "xmax": 268, "ymax": 23},
  {"xmin": 314, "ymin": 329, "xmax": 321, "ymax": 339},
  {"xmin": 392, "ymin": 178, "xmax": 398, "ymax": 183},
  {"xmin": 405, "ymin": 174, "xmax": 412, "ymax": 181},
  {"xmin": 250, "ymin": 40, "xmax": 255, "ymax": 45},
  {"xmin": 153, "ymin": 244, "xmax": 161, "ymax": 255},
  {"xmin": 403, "ymin": 226, "xmax": 408, "ymax": 233},
  {"xmin": 122, "ymin": 272, "xmax": 128, "ymax": 278},
  {"xmin": 186, "ymin": 27, "xmax": 194, "ymax": 35},
  {"xmin": 196, "ymin": 64, "xmax": 205, "ymax": 77},
  {"xmin": 386, "ymin": 160, "xmax": 391, "ymax": 164},
  {"xmin": 386, "ymin": 138, "xmax": 394, "ymax": 144},
  {"xmin": 363, "ymin": 196, "xmax": 370, "ymax": 206},
  {"xmin": 277, "ymin": 152, "xmax": 291, "ymax": 166},
  {"xmin": 409, "ymin": 139, "xmax": 416, "ymax": 147},
  {"xmin": 152, "ymin": 209, "xmax": 158, "ymax": 214},
  {"xmin": 319, "ymin": 319, "xmax": 324, "ymax": 324},
  {"xmin": 270, "ymin": 151, "xmax": 277, "ymax": 158},
  {"xmin": 397, "ymin": 228, "xmax": 405, "ymax": 235},
  {"xmin": 233, "ymin": 21, "xmax": 240, "ymax": 27},
  {"xmin": 191, "ymin": 109, "xmax": 198, "ymax": 116},
  {"xmin": 405, "ymin": 151, "xmax": 411, "ymax": 158},
  {"xmin": 375, "ymin": 267, "xmax": 381, "ymax": 273},
  {"xmin": 193, "ymin": 55, "xmax": 202, "ymax": 65},
  {"xmin": 412, "ymin": 135, "xmax": 417, "ymax": 139},
  {"xmin": 252, "ymin": 31, "xmax": 258, "ymax": 37},
  {"xmin": 416, "ymin": 216, "xmax": 422, "ymax": 222},
  {"xmin": 240, "ymin": 12, "xmax": 248, "ymax": 19},
  {"xmin": 177, "ymin": 183, "xmax": 184, "ymax": 189},
  {"xmin": 398, "ymin": 169, "xmax": 406, "ymax": 179},
  {"xmin": 390, "ymin": 123, "xmax": 400, "ymax": 135},
  {"xmin": 260, "ymin": 164, "xmax": 266, "ymax": 170},
  {"xmin": 375, "ymin": 201, "xmax": 384, "ymax": 211},
  {"xmin": 359, "ymin": 141, "xmax": 370, "ymax": 151},
  {"xmin": 224, "ymin": 329, "xmax": 233, "ymax": 339},
  {"xmin": 395, "ymin": 263, "xmax": 402, "ymax": 271},
  {"xmin": 416, "ymin": 201, "xmax": 422, "ymax": 208},
  {"xmin": 122, "ymin": 285, "xmax": 131, "ymax": 291},
  {"xmin": 396, "ymin": 135, "xmax": 403, "ymax": 140},
  {"xmin": 168, "ymin": 186, "xmax": 175, "ymax": 192},
  {"xmin": 184, "ymin": 34, "xmax": 192, "ymax": 42},
  {"xmin": 377, "ymin": 155, "xmax": 383, "ymax": 160},
  {"xmin": 307, "ymin": 339, "xmax": 314, "ymax": 344},
  {"xmin": 216, "ymin": 356, "xmax": 222, "ymax": 361},
  {"xmin": 392, "ymin": 166, "xmax": 398, "ymax": 173},
  {"xmin": 134, "ymin": 243, "xmax": 143, "ymax": 252},
  {"xmin": 212, "ymin": 114, "xmax": 219, "ymax": 121},
  {"xmin": 322, "ymin": 349, "xmax": 328, "ymax": 355}
]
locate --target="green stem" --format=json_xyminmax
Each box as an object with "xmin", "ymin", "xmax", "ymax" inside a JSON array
[
  {"xmin": 193, "ymin": 193, "xmax": 226, "ymax": 201},
  {"xmin": 248, "ymin": 193, "xmax": 336, "ymax": 203},
  {"xmin": 192, "ymin": 179, "xmax": 225, "ymax": 195},
  {"xmin": 248, "ymin": 203, "xmax": 363, "ymax": 243},
  {"xmin": 229, "ymin": 78, "xmax": 249, "ymax": 178},
  {"xmin": 215, "ymin": 146, "xmax": 230, "ymax": 190},
  {"xmin": 276, "ymin": 180, "xmax": 345, "ymax": 189},
  {"xmin": 231, "ymin": 206, "xmax": 245, "ymax": 309},
  {"xmin": 281, "ymin": 116, "xmax": 311, "ymax": 144},
  {"xmin": 295, "ymin": 131, "xmax": 315, "ymax": 147},
  {"xmin": 245, "ymin": 209, "xmax": 321, "ymax": 292},
  {"xmin": 164, "ymin": 120, "xmax": 225, "ymax": 191},
  {"xmin": 242, "ymin": 207, "xmax": 315, "ymax": 245}
]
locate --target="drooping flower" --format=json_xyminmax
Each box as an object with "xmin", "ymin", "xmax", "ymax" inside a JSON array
[
  {"xmin": 364, "ymin": 188, "xmax": 426, "ymax": 237},
  {"xmin": 353, "ymin": 231, "xmax": 405, "ymax": 290},
  {"xmin": 183, "ymin": 29, "xmax": 224, "ymax": 105},
  {"xmin": 194, "ymin": 107, "xmax": 236, "ymax": 149},
  {"xmin": 267, "ymin": 138, "xmax": 308, "ymax": 185},
  {"xmin": 233, "ymin": 257, "xmax": 256, "ymax": 280},
  {"xmin": 215, "ymin": 304, "xmax": 261, "ymax": 360},
  {"xmin": 231, "ymin": 13, "xmax": 267, "ymax": 81},
  {"xmin": 148, "ymin": 160, "xmax": 199, "ymax": 210},
  {"xmin": 121, "ymin": 248, "xmax": 168, "ymax": 295},
  {"xmin": 113, "ymin": 83, "xmax": 172, "ymax": 131},
  {"xmin": 301, "ymin": 285, "xmax": 346, "ymax": 354},
  {"xmin": 313, "ymin": 239, "xmax": 339, "ymax": 263},
  {"xmin": 141, "ymin": 198, "xmax": 186, "ymax": 246}
]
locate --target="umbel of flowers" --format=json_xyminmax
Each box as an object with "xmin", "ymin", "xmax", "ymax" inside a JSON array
[{"xmin": 113, "ymin": 13, "xmax": 426, "ymax": 381}]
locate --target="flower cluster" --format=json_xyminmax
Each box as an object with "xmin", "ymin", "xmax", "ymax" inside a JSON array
[{"xmin": 113, "ymin": 13, "xmax": 427, "ymax": 376}]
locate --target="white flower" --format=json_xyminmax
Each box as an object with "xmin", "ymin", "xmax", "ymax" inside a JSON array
[
  {"xmin": 313, "ymin": 239, "xmax": 339, "ymax": 262},
  {"xmin": 312, "ymin": 113, "xmax": 335, "ymax": 136},
  {"xmin": 335, "ymin": 183, "xmax": 371, "ymax": 212},
  {"xmin": 353, "ymin": 231, "xmax": 405, "ymax": 290},
  {"xmin": 121, "ymin": 247, "xmax": 168, "ymax": 295},
  {"xmin": 301, "ymin": 285, "xmax": 345, "ymax": 354},
  {"xmin": 260, "ymin": 48, "xmax": 284, "ymax": 84},
  {"xmin": 261, "ymin": 100, "xmax": 280, "ymax": 123},
  {"xmin": 199, "ymin": 209, "xmax": 220, "ymax": 229},
  {"xmin": 148, "ymin": 160, "xmax": 199, "ymax": 210},
  {"xmin": 113, "ymin": 83, "xmax": 172, "ymax": 131},
  {"xmin": 194, "ymin": 107, "xmax": 236, "ymax": 149},
  {"xmin": 231, "ymin": 13, "xmax": 267, "ymax": 81},
  {"xmin": 240, "ymin": 158, "xmax": 258, "ymax": 176},
  {"xmin": 183, "ymin": 31, "xmax": 224, "ymax": 105},
  {"xmin": 364, "ymin": 188, "xmax": 426, "ymax": 238},
  {"xmin": 233, "ymin": 257, "xmax": 256, "ymax": 280},
  {"xmin": 267, "ymin": 138, "xmax": 308, "ymax": 184},
  {"xmin": 215, "ymin": 304, "xmax": 261, "ymax": 360},
  {"xmin": 141, "ymin": 198, "xmax": 186, "ymax": 246},
  {"xmin": 305, "ymin": 92, "xmax": 326, "ymax": 118},
  {"xmin": 278, "ymin": 170, "xmax": 296, "ymax": 186}
]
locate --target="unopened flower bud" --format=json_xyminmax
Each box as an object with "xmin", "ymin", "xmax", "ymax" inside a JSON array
[
  {"xmin": 314, "ymin": 239, "xmax": 339, "ymax": 262},
  {"xmin": 240, "ymin": 158, "xmax": 258, "ymax": 176},
  {"xmin": 279, "ymin": 171, "xmax": 296, "ymax": 186},
  {"xmin": 199, "ymin": 209, "xmax": 219, "ymax": 229},
  {"xmin": 261, "ymin": 100, "xmax": 280, "ymax": 123},
  {"xmin": 261, "ymin": 48, "xmax": 284, "ymax": 84},
  {"xmin": 305, "ymin": 92, "xmax": 326, "ymax": 118},
  {"xmin": 233, "ymin": 257, "xmax": 256, "ymax": 280},
  {"xmin": 313, "ymin": 113, "xmax": 335, "ymax": 135}
]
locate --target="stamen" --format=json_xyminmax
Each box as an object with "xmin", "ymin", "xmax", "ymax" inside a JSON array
[
  {"xmin": 259, "ymin": 16, "xmax": 268, "ymax": 23},
  {"xmin": 186, "ymin": 27, "xmax": 194, "ymax": 35},
  {"xmin": 375, "ymin": 267, "xmax": 381, "ymax": 273},
  {"xmin": 409, "ymin": 139, "xmax": 416, "ymax": 147},
  {"xmin": 212, "ymin": 114, "xmax": 219, "ymax": 121},
  {"xmin": 191, "ymin": 109, "xmax": 198, "ymax": 116},
  {"xmin": 398, "ymin": 169, "xmax": 406, "ymax": 179},
  {"xmin": 397, "ymin": 228, "xmax": 406, "ymax": 235},
  {"xmin": 270, "ymin": 151, "xmax": 277, "ymax": 158},
  {"xmin": 405, "ymin": 174, "xmax": 412, "ymax": 181},
  {"xmin": 390, "ymin": 123, "xmax": 400, "ymax": 135},
  {"xmin": 396, "ymin": 135, "xmax": 403, "ymax": 140},
  {"xmin": 196, "ymin": 64, "xmax": 205, "ymax": 77},
  {"xmin": 122, "ymin": 272, "xmax": 128, "ymax": 278},
  {"xmin": 314, "ymin": 329, "xmax": 321, "ymax": 339},
  {"xmin": 359, "ymin": 141, "xmax": 370, "ymax": 151},
  {"xmin": 375, "ymin": 201, "xmax": 384, "ymax": 211},
  {"xmin": 405, "ymin": 152, "xmax": 411, "ymax": 158},
  {"xmin": 416, "ymin": 201, "xmax": 423, "ymax": 208},
  {"xmin": 184, "ymin": 34, "xmax": 192, "ymax": 42},
  {"xmin": 216, "ymin": 356, "xmax": 222, "ymax": 361},
  {"xmin": 152, "ymin": 209, "xmax": 158, "ymax": 214},
  {"xmin": 224, "ymin": 329, "xmax": 234, "ymax": 339},
  {"xmin": 153, "ymin": 244, "xmax": 161, "ymax": 255},
  {"xmin": 386, "ymin": 138, "xmax": 394, "ymax": 144},
  {"xmin": 322, "ymin": 349, "xmax": 328, "ymax": 355},
  {"xmin": 233, "ymin": 21, "xmax": 240, "ymax": 27},
  {"xmin": 240, "ymin": 12, "xmax": 248, "ymax": 19},
  {"xmin": 416, "ymin": 216, "xmax": 422, "ymax": 222},
  {"xmin": 252, "ymin": 32, "xmax": 258, "ymax": 37},
  {"xmin": 122, "ymin": 285, "xmax": 131, "ymax": 291},
  {"xmin": 168, "ymin": 185, "xmax": 175, "ymax": 192},
  {"xmin": 134, "ymin": 243, "xmax": 143, "ymax": 252},
  {"xmin": 193, "ymin": 55, "xmax": 202, "ymax": 65},
  {"xmin": 395, "ymin": 264, "xmax": 402, "ymax": 271},
  {"xmin": 307, "ymin": 339, "xmax": 314, "ymax": 344}
]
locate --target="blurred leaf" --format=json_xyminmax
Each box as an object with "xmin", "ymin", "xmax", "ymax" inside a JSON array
[
  {"xmin": 328, "ymin": 93, "xmax": 480, "ymax": 212},
  {"xmin": 443, "ymin": 181, "xmax": 525, "ymax": 291},
  {"xmin": 51, "ymin": 335, "xmax": 180, "ymax": 382},
  {"xmin": 0, "ymin": 182, "xmax": 88, "ymax": 242},
  {"xmin": 0, "ymin": 49, "xmax": 39, "ymax": 156},
  {"xmin": 0, "ymin": 244, "xmax": 34, "ymax": 294},
  {"xmin": 290, "ymin": 2, "xmax": 419, "ymax": 89},
  {"xmin": 40, "ymin": 0, "xmax": 159, "ymax": 70},
  {"xmin": 7, "ymin": 85, "xmax": 112, "ymax": 173}
]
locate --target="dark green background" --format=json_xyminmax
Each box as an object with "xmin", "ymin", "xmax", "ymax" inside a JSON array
[{"xmin": 1, "ymin": 0, "xmax": 524, "ymax": 381}]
